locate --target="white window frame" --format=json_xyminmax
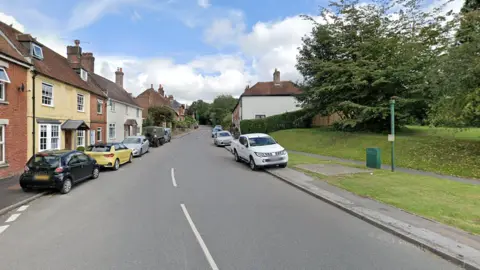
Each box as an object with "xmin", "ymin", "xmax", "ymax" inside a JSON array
[
  {"xmin": 77, "ymin": 130, "xmax": 85, "ymax": 147},
  {"xmin": 0, "ymin": 82, "xmax": 4, "ymax": 102},
  {"xmin": 38, "ymin": 124, "xmax": 61, "ymax": 151},
  {"xmin": 0, "ymin": 125, "xmax": 5, "ymax": 164},
  {"xmin": 97, "ymin": 127, "xmax": 102, "ymax": 142},
  {"xmin": 111, "ymin": 101, "xmax": 116, "ymax": 112},
  {"xmin": 125, "ymin": 105, "xmax": 128, "ymax": 115},
  {"xmin": 41, "ymin": 82, "xmax": 54, "ymax": 107},
  {"xmin": 80, "ymin": 69, "xmax": 88, "ymax": 81},
  {"xmin": 32, "ymin": 43, "xmax": 44, "ymax": 60},
  {"xmin": 77, "ymin": 93, "xmax": 85, "ymax": 112},
  {"xmin": 109, "ymin": 123, "xmax": 116, "ymax": 139},
  {"xmin": 255, "ymin": 114, "xmax": 266, "ymax": 119},
  {"xmin": 0, "ymin": 67, "xmax": 11, "ymax": 102},
  {"xmin": 136, "ymin": 108, "xmax": 140, "ymax": 117},
  {"xmin": 97, "ymin": 99, "xmax": 103, "ymax": 114}
]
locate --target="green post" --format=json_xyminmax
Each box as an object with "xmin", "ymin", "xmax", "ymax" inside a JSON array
[{"xmin": 390, "ymin": 99, "xmax": 395, "ymax": 172}]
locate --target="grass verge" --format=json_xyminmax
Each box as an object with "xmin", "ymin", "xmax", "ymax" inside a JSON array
[
  {"xmin": 288, "ymin": 153, "xmax": 480, "ymax": 235},
  {"xmin": 271, "ymin": 126, "xmax": 480, "ymax": 179}
]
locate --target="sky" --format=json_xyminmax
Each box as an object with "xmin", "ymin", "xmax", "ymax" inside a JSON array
[{"xmin": 0, "ymin": 0, "xmax": 464, "ymax": 104}]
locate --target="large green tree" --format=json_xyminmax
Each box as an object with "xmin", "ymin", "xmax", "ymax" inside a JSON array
[
  {"xmin": 209, "ymin": 95, "xmax": 237, "ymax": 125},
  {"xmin": 187, "ymin": 100, "xmax": 211, "ymax": 124},
  {"xmin": 296, "ymin": 0, "xmax": 452, "ymax": 131}
]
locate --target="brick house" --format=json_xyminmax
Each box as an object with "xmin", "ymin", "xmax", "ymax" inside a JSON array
[
  {"xmin": 134, "ymin": 84, "xmax": 171, "ymax": 119},
  {"xmin": 169, "ymin": 96, "xmax": 186, "ymax": 121},
  {"xmin": 231, "ymin": 69, "xmax": 302, "ymax": 130},
  {"xmin": 0, "ymin": 28, "xmax": 31, "ymax": 179},
  {"xmin": 78, "ymin": 51, "xmax": 107, "ymax": 143}
]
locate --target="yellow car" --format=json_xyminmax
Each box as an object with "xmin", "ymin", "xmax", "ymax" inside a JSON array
[{"xmin": 84, "ymin": 142, "xmax": 133, "ymax": 170}]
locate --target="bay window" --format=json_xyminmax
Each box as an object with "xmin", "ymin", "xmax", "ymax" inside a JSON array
[{"xmin": 39, "ymin": 124, "xmax": 61, "ymax": 151}]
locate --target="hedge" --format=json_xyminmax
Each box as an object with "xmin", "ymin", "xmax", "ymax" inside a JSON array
[{"xmin": 240, "ymin": 110, "xmax": 313, "ymax": 134}]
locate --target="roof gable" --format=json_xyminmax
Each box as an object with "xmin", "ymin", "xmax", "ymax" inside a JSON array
[{"xmin": 243, "ymin": 81, "xmax": 302, "ymax": 96}]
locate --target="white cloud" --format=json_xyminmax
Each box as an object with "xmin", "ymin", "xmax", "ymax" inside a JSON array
[
  {"xmin": 131, "ymin": 10, "xmax": 142, "ymax": 22},
  {"xmin": 198, "ymin": 0, "xmax": 210, "ymax": 8},
  {"xmin": 0, "ymin": 12, "xmax": 25, "ymax": 32},
  {"xmin": 203, "ymin": 10, "xmax": 245, "ymax": 48}
]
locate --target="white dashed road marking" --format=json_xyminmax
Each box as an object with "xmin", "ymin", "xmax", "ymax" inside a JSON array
[
  {"xmin": 171, "ymin": 168, "xmax": 178, "ymax": 187},
  {"xmin": 5, "ymin": 213, "xmax": 21, "ymax": 223},
  {"xmin": 0, "ymin": 225, "xmax": 9, "ymax": 234},
  {"xmin": 17, "ymin": 205, "xmax": 29, "ymax": 212},
  {"xmin": 181, "ymin": 204, "xmax": 219, "ymax": 270}
]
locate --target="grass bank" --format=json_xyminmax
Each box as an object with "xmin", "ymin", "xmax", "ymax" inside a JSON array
[
  {"xmin": 288, "ymin": 154, "xmax": 480, "ymax": 235},
  {"xmin": 271, "ymin": 126, "xmax": 480, "ymax": 179}
]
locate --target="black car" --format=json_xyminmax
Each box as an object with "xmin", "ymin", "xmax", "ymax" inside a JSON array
[{"xmin": 20, "ymin": 150, "xmax": 100, "ymax": 194}]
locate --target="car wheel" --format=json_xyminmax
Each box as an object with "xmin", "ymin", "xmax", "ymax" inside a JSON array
[
  {"xmin": 92, "ymin": 167, "xmax": 100, "ymax": 179},
  {"xmin": 113, "ymin": 159, "xmax": 120, "ymax": 170},
  {"xmin": 234, "ymin": 150, "xmax": 240, "ymax": 162},
  {"xmin": 21, "ymin": 186, "xmax": 31, "ymax": 192},
  {"xmin": 249, "ymin": 157, "xmax": 258, "ymax": 171},
  {"xmin": 279, "ymin": 163, "xmax": 287, "ymax": 168},
  {"xmin": 60, "ymin": 178, "xmax": 72, "ymax": 194},
  {"xmin": 128, "ymin": 154, "xmax": 133, "ymax": 163}
]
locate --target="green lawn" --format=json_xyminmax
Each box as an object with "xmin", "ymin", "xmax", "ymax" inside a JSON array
[
  {"xmin": 288, "ymin": 154, "xmax": 480, "ymax": 235},
  {"xmin": 271, "ymin": 126, "xmax": 480, "ymax": 179}
]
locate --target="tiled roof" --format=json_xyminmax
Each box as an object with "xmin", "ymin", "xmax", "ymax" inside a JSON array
[
  {"xmin": 170, "ymin": 99, "xmax": 182, "ymax": 109},
  {"xmin": 243, "ymin": 81, "xmax": 302, "ymax": 96},
  {"xmin": 0, "ymin": 21, "xmax": 105, "ymax": 97},
  {"xmin": 90, "ymin": 73, "xmax": 140, "ymax": 107},
  {"xmin": 137, "ymin": 87, "xmax": 170, "ymax": 107},
  {"xmin": 0, "ymin": 34, "xmax": 28, "ymax": 64}
]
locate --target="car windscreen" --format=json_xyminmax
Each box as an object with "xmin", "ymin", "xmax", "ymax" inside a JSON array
[
  {"xmin": 27, "ymin": 155, "xmax": 61, "ymax": 168},
  {"xmin": 218, "ymin": 132, "xmax": 231, "ymax": 137},
  {"xmin": 248, "ymin": 136, "xmax": 276, "ymax": 146},
  {"xmin": 86, "ymin": 145, "xmax": 111, "ymax": 152},
  {"xmin": 123, "ymin": 138, "xmax": 141, "ymax": 144}
]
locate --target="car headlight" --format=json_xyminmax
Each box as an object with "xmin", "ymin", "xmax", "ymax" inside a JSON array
[
  {"xmin": 255, "ymin": 152, "xmax": 268, "ymax": 157},
  {"xmin": 279, "ymin": 150, "xmax": 287, "ymax": 155}
]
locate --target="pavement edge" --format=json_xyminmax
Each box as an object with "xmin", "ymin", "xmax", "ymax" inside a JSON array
[
  {"xmin": 264, "ymin": 169, "xmax": 479, "ymax": 270},
  {"xmin": 0, "ymin": 191, "xmax": 48, "ymax": 217}
]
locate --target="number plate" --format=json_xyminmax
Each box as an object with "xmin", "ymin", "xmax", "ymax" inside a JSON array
[{"xmin": 34, "ymin": 174, "xmax": 49, "ymax": 180}]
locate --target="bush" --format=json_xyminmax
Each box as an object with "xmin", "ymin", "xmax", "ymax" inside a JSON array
[
  {"xmin": 240, "ymin": 110, "xmax": 313, "ymax": 134},
  {"xmin": 76, "ymin": 146, "xmax": 85, "ymax": 152}
]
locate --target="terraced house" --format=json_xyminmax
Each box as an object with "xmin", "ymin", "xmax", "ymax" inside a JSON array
[
  {"xmin": 0, "ymin": 23, "xmax": 31, "ymax": 179},
  {"xmin": 0, "ymin": 23, "xmax": 108, "ymax": 157}
]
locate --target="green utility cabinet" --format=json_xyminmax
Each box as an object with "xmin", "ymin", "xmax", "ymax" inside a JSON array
[{"xmin": 366, "ymin": 148, "xmax": 381, "ymax": 169}]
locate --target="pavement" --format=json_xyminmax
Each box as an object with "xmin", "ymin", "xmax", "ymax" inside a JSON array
[
  {"xmin": 0, "ymin": 126, "xmax": 465, "ymax": 270},
  {"xmin": 288, "ymin": 150, "xmax": 480, "ymax": 185}
]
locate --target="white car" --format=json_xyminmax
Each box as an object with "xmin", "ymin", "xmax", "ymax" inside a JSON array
[
  {"xmin": 230, "ymin": 133, "xmax": 288, "ymax": 170},
  {"xmin": 214, "ymin": 131, "xmax": 233, "ymax": 146},
  {"xmin": 122, "ymin": 136, "xmax": 150, "ymax": 157}
]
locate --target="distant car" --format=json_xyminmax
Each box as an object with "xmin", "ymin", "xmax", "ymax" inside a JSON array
[
  {"xmin": 164, "ymin": 128, "xmax": 172, "ymax": 143},
  {"xmin": 212, "ymin": 127, "xmax": 222, "ymax": 138},
  {"xmin": 230, "ymin": 133, "xmax": 288, "ymax": 170},
  {"xmin": 214, "ymin": 131, "xmax": 233, "ymax": 146},
  {"xmin": 214, "ymin": 125, "xmax": 222, "ymax": 129},
  {"xmin": 19, "ymin": 150, "xmax": 100, "ymax": 194},
  {"xmin": 84, "ymin": 143, "xmax": 133, "ymax": 170},
  {"xmin": 123, "ymin": 136, "xmax": 149, "ymax": 157}
]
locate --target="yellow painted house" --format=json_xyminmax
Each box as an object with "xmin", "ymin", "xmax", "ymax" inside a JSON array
[{"xmin": 2, "ymin": 28, "xmax": 107, "ymax": 157}]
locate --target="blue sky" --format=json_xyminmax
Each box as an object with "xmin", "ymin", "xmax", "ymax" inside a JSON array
[{"xmin": 0, "ymin": 0, "xmax": 461, "ymax": 103}]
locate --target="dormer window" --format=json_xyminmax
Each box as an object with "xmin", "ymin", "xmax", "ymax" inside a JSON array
[
  {"xmin": 32, "ymin": 43, "xmax": 43, "ymax": 59},
  {"xmin": 80, "ymin": 69, "xmax": 88, "ymax": 81}
]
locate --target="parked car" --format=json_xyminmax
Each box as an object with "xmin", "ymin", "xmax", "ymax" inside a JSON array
[
  {"xmin": 230, "ymin": 133, "xmax": 288, "ymax": 170},
  {"xmin": 19, "ymin": 150, "xmax": 100, "ymax": 194},
  {"xmin": 84, "ymin": 143, "xmax": 133, "ymax": 170},
  {"xmin": 123, "ymin": 136, "xmax": 149, "ymax": 157},
  {"xmin": 214, "ymin": 125, "xmax": 222, "ymax": 130},
  {"xmin": 164, "ymin": 128, "xmax": 172, "ymax": 143},
  {"xmin": 212, "ymin": 127, "xmax": 222, "ymax": 138},
  {"xmin": 143, "ymin": 126, "xmax": 165, "ymax": 147},
  {"xmin": 214, "ymin": 131, "xmax": 233, "ymax": 146}
]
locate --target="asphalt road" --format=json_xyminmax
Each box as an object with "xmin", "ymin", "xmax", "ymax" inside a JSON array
[{"xmin": 0, "ymin": 126, "xmax": 459, "ymax": 270}]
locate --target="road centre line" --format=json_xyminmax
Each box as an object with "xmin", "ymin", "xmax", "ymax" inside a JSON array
[
  {"xmin": 5, "ymin": 213, "xmax": 21, "ymax": 223},
  {"xmin": 180, "ymin": 204, "xmax": 219, "ymax": 270},
  {"xmin": 0, "ymin": 225, "xmax": 9, "ymax": 234},
  {"xmin": 171, "ymin": 168, "xmax": 178, "ymax": 187},
  {"xmin": 17, "ymin": 205, "xmax": 29, "ymax": 212}
]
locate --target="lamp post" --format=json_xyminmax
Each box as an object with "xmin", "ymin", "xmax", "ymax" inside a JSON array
[{"xmin": 390, "ymin": 98, "xmax": 396, "ymax": 172}]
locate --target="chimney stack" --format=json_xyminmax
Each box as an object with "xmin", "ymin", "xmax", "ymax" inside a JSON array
[
  {"xmin": 273, "ymin": 68, "xmax": 280, "ymax": 85},
  {"xmin": 67, "ymin": 40, "xmax": 82, "ymax": 68},
  {"xmin": 158, "ymin": 84, "xmax": 164, "ymax": 96},
  {"xmin": 115, "ymin": 67, "xmax": 124, "ymax": 88},
  {"xmin": 81, "ymin": 52, "xmax": 95, "ymax": 73}
]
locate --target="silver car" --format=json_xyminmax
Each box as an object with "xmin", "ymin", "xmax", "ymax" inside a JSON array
[
  {"xmin": 214, "ymin": 131, "xmax": 233, "ymax": 146},
  {"xmin": 123, "ymin": 136, "xmax": 150, "ymax": 157}
]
